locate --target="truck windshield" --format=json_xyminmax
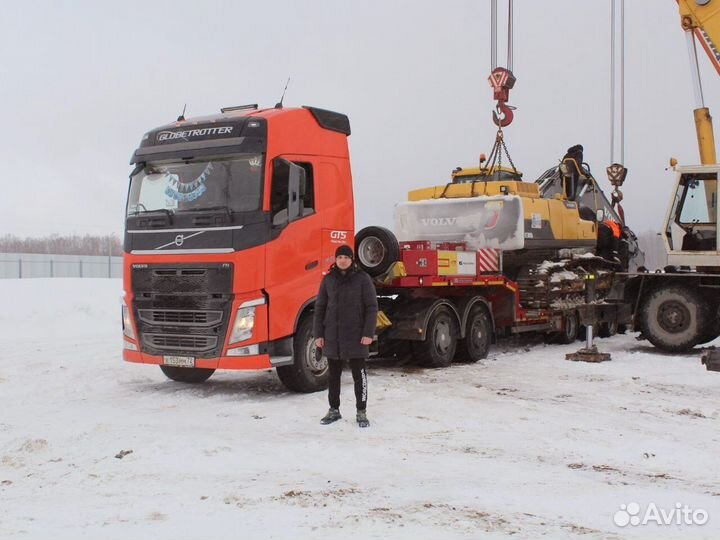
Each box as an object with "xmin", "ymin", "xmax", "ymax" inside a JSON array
[{"xmin": 127, "ymin": 154, "xmax": 263, "ymax": 216}]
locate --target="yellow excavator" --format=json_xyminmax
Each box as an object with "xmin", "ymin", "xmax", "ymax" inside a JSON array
[
  {"xmin": 393, "ymin": 0, "xmax": 646, "ymax": 279},
  {"xmin": 395, "ymin": 143, "xmax": 638, "ymax": 277}
]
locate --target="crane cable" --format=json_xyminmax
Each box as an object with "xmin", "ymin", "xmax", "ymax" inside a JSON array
[
  {"xmin": 490, "ymin": 0, "xmax": 513, "ymax": 73},
  {"xmin": 608, "ymin": 0, "xmax": 628, "ymax": 224},
  {"xmin": 610, "ymin": 0, "xmax": 625, "ymax": 165},
  {"xmin": 486, "ymin": 0, "xmax": 518, "ymax": 178}
]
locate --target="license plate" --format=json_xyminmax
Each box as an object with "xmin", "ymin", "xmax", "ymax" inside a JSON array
[{"xmin": 163, "ymin": 355, "xmax": 195, "ymax": 368}]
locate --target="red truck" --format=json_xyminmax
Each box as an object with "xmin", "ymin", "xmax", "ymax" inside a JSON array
[{"xmin": 122, "ymin": 104, "xmax": 625, "ymax": 391}]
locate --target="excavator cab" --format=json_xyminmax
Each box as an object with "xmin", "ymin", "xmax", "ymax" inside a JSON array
[
  {"xmin": 664, "ymin": 166, "xmax": 720, "ymax": 266},
  {"xmin": 451, "ymin": 166, "xmax": 522, "ymax": 183},
  {"xmin": 535, "ymin": 161, "xmax": 618, "ymax": 224}
]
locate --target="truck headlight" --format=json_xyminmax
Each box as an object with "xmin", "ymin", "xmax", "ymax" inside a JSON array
[
  {"xmin": 122, "ymin": 305, "xmax": 135, "ymax": 339},
  {"xmin": 229, "ymin": 306, "xmax": 255, "ymax": 344}
]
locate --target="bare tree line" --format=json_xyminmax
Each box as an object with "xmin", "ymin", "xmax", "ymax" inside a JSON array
[{"xmin": 0, "ymin": 234, "xmax": 122, "ymax": 256}]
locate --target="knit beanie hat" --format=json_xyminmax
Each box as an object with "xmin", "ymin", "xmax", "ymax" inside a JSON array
[{"xmin": 335, "ymin": 245, "xmax": 354, "ymax": 259}]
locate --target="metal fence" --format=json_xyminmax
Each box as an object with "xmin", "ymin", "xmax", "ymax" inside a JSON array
[{"xmin": 0, "ymin": 253, "xmax": 123, "ymax": 279}]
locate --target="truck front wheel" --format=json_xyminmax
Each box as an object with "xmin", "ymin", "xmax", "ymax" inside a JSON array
[
  {"xmin": 159, "ymin": 365, "xmax": 215, "ymax": 383},
  {"xmin": 276, "ymin": 314, "xmax": 329, "ymax": 393},
  {"xmin": 640, "ymin": 286, "xmax": 708, "ymax": 352},
  {"xmin": 412, "ymin": 307, "xmax": 458, "ymax": 367}
]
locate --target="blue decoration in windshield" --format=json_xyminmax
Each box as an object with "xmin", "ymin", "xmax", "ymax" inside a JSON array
[{"xmin": 164, "ymin": 163, "xmax": 213, "ymax": 202}]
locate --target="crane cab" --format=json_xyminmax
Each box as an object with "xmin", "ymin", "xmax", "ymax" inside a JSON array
[{"xmin": 664, "ymin": 164, "xmax": 720, "ymax": 268}]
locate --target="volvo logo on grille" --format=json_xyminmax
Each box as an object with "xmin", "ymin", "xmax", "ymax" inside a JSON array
[{"xmin": 155, "ymin": 230, "xmax": 206, "ymax": 250}]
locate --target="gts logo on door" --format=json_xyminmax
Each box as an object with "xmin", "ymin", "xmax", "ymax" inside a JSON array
[{"xmin": 330, "ymin": 230, "xmax": 348, "ymax": 243}]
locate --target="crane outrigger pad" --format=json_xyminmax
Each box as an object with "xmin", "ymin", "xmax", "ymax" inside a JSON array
[
  {"xmin": 565, "ymin": 346, "xmax": 611, "ymax": 363},
  {"xmin": 701, "ymin": 349, "xmax": 720, "ymax": 372}
]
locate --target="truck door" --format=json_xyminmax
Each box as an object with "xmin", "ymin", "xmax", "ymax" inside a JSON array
[{"xmin": 265, "ymin": 157, "xmax": 322, "ymax": 340}]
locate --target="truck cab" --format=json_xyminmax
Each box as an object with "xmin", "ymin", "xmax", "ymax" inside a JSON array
[{"xmin": 122, "ymin": 105, "xmax": 354, "ymax": 391}]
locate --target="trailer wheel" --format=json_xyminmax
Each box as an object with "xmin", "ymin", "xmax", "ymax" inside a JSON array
[
  {"xmin": 355, "ymin": 226, "xmax": 400, "ymax": 277},
  {"xmin": 455, "ymin": 306, "xmax": 492, "ymax": 363},
  {"xmin": 412, "ymin": 307, "xmax": 458, "ymax": 367},
  {"xmin": 550, "ymin": 311, "xmax": 579, "ymax": 344},
  {"xmin": 599, "ymin": 320, "xmax": 618, "ymax": 338},
  {"xmin": 276, "ymin": 314, "xmax": 329, "ymax": 393},
  {"xmin": 159, "ymin": 365, "xmax": 215, "ymax": 383},
  {"xmin": 640, "ymin": 286, "xmax": 708, "ymax": 352}
]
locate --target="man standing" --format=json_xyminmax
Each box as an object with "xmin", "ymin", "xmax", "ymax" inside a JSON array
[{"xmin": 314, "ymin": 245, "xmax": 378, "ymax": 428}]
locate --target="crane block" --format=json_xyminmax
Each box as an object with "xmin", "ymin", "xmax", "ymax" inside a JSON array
[{"xmin": 488, "ymin": 67, "xmax": 516, "ymax": 102}]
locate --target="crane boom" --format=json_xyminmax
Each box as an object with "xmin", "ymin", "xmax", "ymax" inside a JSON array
[
  {"xmin": 678, "ymin": 0, "xmax": 720, "ymax": 74},
  {"xmin": 677, "ymin": 0, "xmax": 720, "ymax": 164}
]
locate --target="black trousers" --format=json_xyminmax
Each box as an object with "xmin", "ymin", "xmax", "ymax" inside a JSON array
[{"xmin": 327, "ymin": 358, "xmax": 367, "ymax": 411}]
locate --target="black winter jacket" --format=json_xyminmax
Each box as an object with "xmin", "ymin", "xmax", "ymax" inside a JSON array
[{"xmin": 313, "ymin": 265, "xmax": 378, "ymax": 359}]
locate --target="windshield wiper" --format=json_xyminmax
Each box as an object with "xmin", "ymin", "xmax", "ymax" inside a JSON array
[
  {"xmin": 189, "ymin": 206, "xmax": 234, "ymax": 215},
  {"xmin": 186, "ymin": 206, "xmax": 235, "ymax": 225},
  {"xmin": 129, "ymin": 208, "xmax": 175, "ymax": 217}
]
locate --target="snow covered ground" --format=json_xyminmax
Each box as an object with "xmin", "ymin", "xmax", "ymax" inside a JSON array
[{"xmin": 1, "ymin": 278, "xmax": 719, "ymax": 539}]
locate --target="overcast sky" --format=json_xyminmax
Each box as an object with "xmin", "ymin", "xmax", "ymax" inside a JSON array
[{"xmin": 1, "ymin": 0, "xmax": 718, "ymax": 237}]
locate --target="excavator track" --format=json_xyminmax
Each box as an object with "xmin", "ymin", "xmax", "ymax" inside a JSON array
[{"xmin": 515, "ymin": 256, "xmax": 617, "ymax": 311}]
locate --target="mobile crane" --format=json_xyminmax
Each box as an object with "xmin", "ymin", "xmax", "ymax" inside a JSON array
[{"xmin": 628, "ymin": 0, "xmax": 720, "ymax": 357}]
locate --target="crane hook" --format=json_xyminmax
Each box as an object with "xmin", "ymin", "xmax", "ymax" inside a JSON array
[{"xmin": 492, "ymin": 103, "xmax": 515, "ymax": 127}]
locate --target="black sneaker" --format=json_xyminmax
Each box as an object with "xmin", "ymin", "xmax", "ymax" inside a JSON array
[
  {"xmin": 356, "ymin": 410, "xmax": 370, "ymax": 428},
  {"xmin": 320, "ymin": 408, "xmax": 342, "ymax": 425}
]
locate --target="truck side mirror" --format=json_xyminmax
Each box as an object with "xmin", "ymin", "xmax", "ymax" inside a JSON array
[{"xmin": 288, "ymin": 162, "xmax": 306, "ymax": 222}]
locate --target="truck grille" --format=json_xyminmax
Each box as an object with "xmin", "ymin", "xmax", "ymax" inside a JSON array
[
  {"xmin": 138, "ymin": 309, "xmax": 223, "ymax": 327},
  {"xmin": 131, "ymin": 263, "xmax": 233, "ymax": 357},
  {"xmin": 144, "ymin": 333, "xmax": 218, "ymax": 352}
]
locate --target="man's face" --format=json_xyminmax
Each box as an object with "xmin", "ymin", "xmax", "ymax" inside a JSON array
[{"xmin": 335, "ymin": 255, "xmax": 352, "ymax": 270}]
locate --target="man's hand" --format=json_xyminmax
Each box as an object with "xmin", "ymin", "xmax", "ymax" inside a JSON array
[
  {"xmin": 315, "ymin": 337, "xmax": 324, "ymax": 348},
  {"xmin": 360, "ymin": 337, "xmax": 373, "ymax": 345}
]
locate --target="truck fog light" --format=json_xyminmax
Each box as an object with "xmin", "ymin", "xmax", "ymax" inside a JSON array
[
  {"xmin": 229, "ymin": 306, "xmax": 255, "ymax": 344},
  {"xmin": 124, "ymin": 339, "xmax": 138, "ymax": 351},
  {"xmin": 122, "ymin": 305, "xmax": 135, "ymax": 339},
  {"xmin": 227, "ymin": 344, "xmax": 259, "ymax": 356}
]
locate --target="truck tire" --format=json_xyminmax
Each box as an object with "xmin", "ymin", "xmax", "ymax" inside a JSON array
[
  {"xmin": 355, "ymin": 226, "xmax": 400, "ymax": 277},
  {"xmin": 159, "ymin": 365, "xmax": 215, "ymax": 383},
  {"xmin": 640, "ymin": 285, "xmax": 708, "ymax": 352},
  {"xmin": 548, "ymin": 311, "xmax": 579, "ymax": 344},
  {"xmin": 455, "ymin": 306, "xmax": 492, "ymax": 363},
  {"xmin": 276, "ymin": 314, "xmax": 329, "ymax": 393},
  {"xmin": 412, "ymin": 307, "xmax": 458, "ymax": 367}
]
